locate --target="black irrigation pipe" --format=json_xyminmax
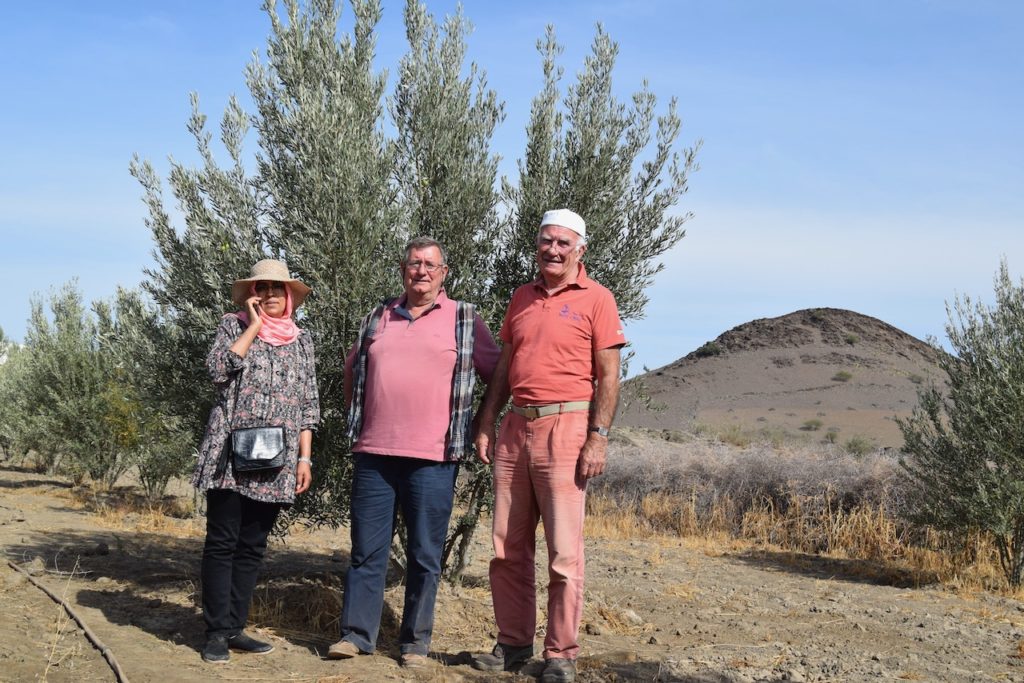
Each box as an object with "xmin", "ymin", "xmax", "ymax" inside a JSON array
[{"xmin": 7, "ymin": 559, "xmax": 129, "ymax": 683}]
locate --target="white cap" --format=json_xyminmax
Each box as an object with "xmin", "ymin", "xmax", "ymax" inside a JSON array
[{"xmin": 539, "ymin": 208, "xmax": 586, "ymax": 239}]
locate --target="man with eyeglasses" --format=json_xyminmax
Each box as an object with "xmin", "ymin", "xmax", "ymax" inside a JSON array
[
  {"xmin": 329, "ymin": 236, "xmax": 499, "ymax": 669},
  {"xmin": 472, "ymin": 209, "xmax": 626, "ymax": 683}
]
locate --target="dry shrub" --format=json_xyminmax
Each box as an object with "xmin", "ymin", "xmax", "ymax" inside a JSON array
[
  {"xmin": 594, "ymin": 434, "xmax": 902, "ymax": 530},
  {"xmin": 585, "ymin": 496, "xmax": 647, "ymax": 539},
  {"xmin": 734, "ymin": 493, "xmax": 905, "ymax": 560},
  {"xmin": 899, "ymin": 529, "xmax": 1007, "ymax": 591},
  {"xmin": 822, "ymin": 504, "xmax": 902, "ymax": 560},
  {"xmin": 588, "ymin": 431, "xmax": 1014, "ymax": 591}
]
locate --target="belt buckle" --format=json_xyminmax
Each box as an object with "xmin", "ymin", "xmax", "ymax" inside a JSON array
[{"xmin": 517, "ymin": 404, "xmax": 541, "ymax": 420}]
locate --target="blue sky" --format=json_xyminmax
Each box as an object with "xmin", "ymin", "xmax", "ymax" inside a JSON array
[{"xmin": 2, "ymin": 1, "xmax": 1022, "ymax": 374}]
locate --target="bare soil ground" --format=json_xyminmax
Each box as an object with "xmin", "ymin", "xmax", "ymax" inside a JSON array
[{"xmin": 2, "ymin": 464, "xmax": 1023, "ymax": 683}]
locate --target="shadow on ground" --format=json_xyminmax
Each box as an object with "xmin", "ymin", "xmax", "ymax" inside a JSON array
[
  {"xmin": 731, "ymin": 548, "xmax": 939, "ymax": 588},
  {"xmin": 0, "ymin": 477, "xmax": 73, "ymax": 490},
  {"xmin": 3, "ymin": 527, "xmax": 377, "ymax": 655}
]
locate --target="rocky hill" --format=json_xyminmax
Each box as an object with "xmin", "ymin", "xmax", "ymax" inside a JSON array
[{"xmin": 619, "ymin": 308, "xmax": 946, "ymax": 449}]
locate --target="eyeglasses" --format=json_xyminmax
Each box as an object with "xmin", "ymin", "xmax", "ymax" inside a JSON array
[
  {"xmin": 254, "ymin": 281, "xmax": 287, "ymax": 295},
  {"xmin": 537, "ymin": 236, "xmax": 580, "ymax": 252},
  {"xmin": 404, "ymin": 261, "xmax": 446, "ymax": 273}
]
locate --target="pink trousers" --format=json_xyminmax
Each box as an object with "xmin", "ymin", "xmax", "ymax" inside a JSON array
[{"xmin": 489, "ymin": 410, "xmax": 588, "ymax": 660}]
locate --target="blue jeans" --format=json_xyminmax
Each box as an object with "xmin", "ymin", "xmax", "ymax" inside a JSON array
[{"xmin": 340, "ymin": 453, "xmax": 458, "ymax": 655}]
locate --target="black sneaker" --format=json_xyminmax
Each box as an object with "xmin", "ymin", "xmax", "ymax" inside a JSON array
[
  {"xmin": 471, "ymin": 642, "xmax": 534, "ymax": 671},
  {"xmin": 540, "ymin": 657, "xmax": 577, "ymax": 683},
  {"xmin": 228, "ymin": 632, "xmax": 274, "ymax": 654},
  {"xmin": 201, "ymin": 636, "xmax": 230, "ymax": 663}
]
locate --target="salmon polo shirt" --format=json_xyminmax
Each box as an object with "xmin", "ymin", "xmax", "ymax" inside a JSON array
[
  {"xmin": 345, "ymin": 291, "xmax": 500, "ymax": 461},
  {"xmin": 500, "ymin": 263, "xmax": 626, "ymax": 405}
]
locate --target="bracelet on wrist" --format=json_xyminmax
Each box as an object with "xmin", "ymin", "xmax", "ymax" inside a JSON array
[{"xmin": 298, "ymin": 457, "xmax": 312, "ymax": 466}]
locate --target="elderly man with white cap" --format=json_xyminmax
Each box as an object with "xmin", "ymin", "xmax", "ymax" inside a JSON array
[{"xmin": 472, "ymin": 209, "xmax": 626, "ymax": 682}]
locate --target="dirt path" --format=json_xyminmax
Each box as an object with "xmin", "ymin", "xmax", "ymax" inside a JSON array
[{"xmin": 1, "ymin": 464, "xmax": 1022, "ymax": 682}]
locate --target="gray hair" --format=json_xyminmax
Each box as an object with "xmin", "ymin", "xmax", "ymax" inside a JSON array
[{"xmin": 402, "ymin": 236, "xmax": 448, "ymax": 264}]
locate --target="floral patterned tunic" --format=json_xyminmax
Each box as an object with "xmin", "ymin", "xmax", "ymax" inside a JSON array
[{"xmin": 191, "ymin": 313, "xmax": 321, "ymax": 504}]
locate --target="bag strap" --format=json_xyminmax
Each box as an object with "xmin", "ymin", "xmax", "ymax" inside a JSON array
[
  {"xmin": 226, "ymin": 315, "xmax": 247, "ymax": 432},
  {"xmin": 215, "ymin": 316, "xmax": 247, "ymax": 480}
]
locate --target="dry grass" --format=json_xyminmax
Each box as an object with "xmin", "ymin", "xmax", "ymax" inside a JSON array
[
  {"xmin": 95, "ymin": 507, "xmax": 203, "ymax": 537},
  {"xmin": 91, "ymin": 501, "xmax": 203, "ymax": 537},
  {"xmin": 663, "ymin": 581, "xmax": 698, "ymax": 600},
  {"xmin": 66, "ymin": 485, "xmax": 202, "ymax": 537},
  {"xmin": 248, "ymin": 575, "xmax": 499, "ymax": 657},
  {"xmin": 42, "ymin": 563, "xmax": 81, "ymax": 681},
  {"xmin": 249, "ymin": 574, "xmax": 343, "ymax": 643},
  {"xmin": 587, "ymin": 488, "xmax": 1012, "ymax": 591},
  {"xmin": 586, "ymin": 430, "xmax": 1017, "ymax": 593}
]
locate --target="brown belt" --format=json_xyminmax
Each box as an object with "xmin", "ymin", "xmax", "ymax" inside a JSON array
[{"xmin": 510, "ymin": 401, "xmax": 591, "ymax": 420}]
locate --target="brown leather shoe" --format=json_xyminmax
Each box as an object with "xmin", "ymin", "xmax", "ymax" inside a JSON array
[
  {"xmin": 400, "ymin": 653, "xmax": 429, "ymax": 668},
  {"xmin": 327, "ymin": 639, "xmax": 361, "ymax": 659}
]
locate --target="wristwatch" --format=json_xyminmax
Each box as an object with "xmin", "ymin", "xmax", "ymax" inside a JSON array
[{"xmin": 589, "ymin": 425, "xmax": 610, "ymax": 438}]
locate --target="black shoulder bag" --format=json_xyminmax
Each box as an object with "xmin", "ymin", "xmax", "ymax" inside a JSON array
[
  {"xmin": 226, "ymin": 346, "xmax": 286, "ymax": 473},
  {"xmin": 231, "ymin": 425, "xmax": 286, "ymax": 472}
]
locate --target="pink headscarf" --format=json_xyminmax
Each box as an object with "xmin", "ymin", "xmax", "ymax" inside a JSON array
[{"xmin": 236, "ymin": 283, "xmax": 301, "ymax": 346}]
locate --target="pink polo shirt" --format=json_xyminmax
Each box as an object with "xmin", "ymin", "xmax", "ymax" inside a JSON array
[
  {"xmin": 345, "ymin": 291, "xmax": 500, "ymax": 461},
  {"xmin": 500, "ymin": 263, "xmax": 626, "ymax": 405}
]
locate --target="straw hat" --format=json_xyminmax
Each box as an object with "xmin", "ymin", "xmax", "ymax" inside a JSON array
[{"xmin": 231, "ymin": 259, "xmax": 311, "ymax": 308}]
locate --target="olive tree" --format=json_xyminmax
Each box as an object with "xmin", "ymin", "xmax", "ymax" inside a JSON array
[
  {"xmin": 1, "ymin": 284, "xmax": 194, "ymax": 494},
  {"xmin": 248, "ymin": 0, "xmax": 404, "ymax": 526},
  {"xmin": 105, "ymin": 288, "xmax": 197, "ymax": 500},
  {"xmin": 0, "ymin": 327, "xmax": 30, "ymax": 461},
  {"xmin": 132, "ymin": 0, "xmax": 698, "ymax": 578},
  {"xmin": 14, "ymin": 284, "xmax": 136, "ymax": 486},
  {"xmin": 899, "ymin": 260, "xmax": 1024, "ymax": 586},
  {"xmin": 129, "ymin": 91, "xmax": 266, "ymax": 445},
  {"xmin": 497, "ymin": 26, "xmax": 699, "ymax": 324},
  {"xmin": 391, "ymin": 0, "xmax": 504, "ymax": 314}
]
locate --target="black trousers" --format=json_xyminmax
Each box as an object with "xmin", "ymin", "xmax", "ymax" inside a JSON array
[{"xmin": 201, "ymin": 489, "xmax": 282, "ymax": 638}]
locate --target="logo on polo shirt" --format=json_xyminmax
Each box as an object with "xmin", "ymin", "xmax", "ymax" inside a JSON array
[{"xmin": 559, "ymin": 304, "xmax": 583, "ymax": 322}]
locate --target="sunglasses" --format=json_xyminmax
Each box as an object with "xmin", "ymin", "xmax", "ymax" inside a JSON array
[{"xmin": 254, "ymin": 281, "xmax": 287, "ymax": 295}]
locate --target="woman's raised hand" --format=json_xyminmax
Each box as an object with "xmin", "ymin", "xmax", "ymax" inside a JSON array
[{"xmin": 245, "ymin": 295, "xmax": 263, "ymax": 331}]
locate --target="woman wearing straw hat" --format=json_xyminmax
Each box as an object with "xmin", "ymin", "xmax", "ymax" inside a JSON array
[{"xmin": 191, "ymin": 258, "xmax": 321, "ymax": 664}]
